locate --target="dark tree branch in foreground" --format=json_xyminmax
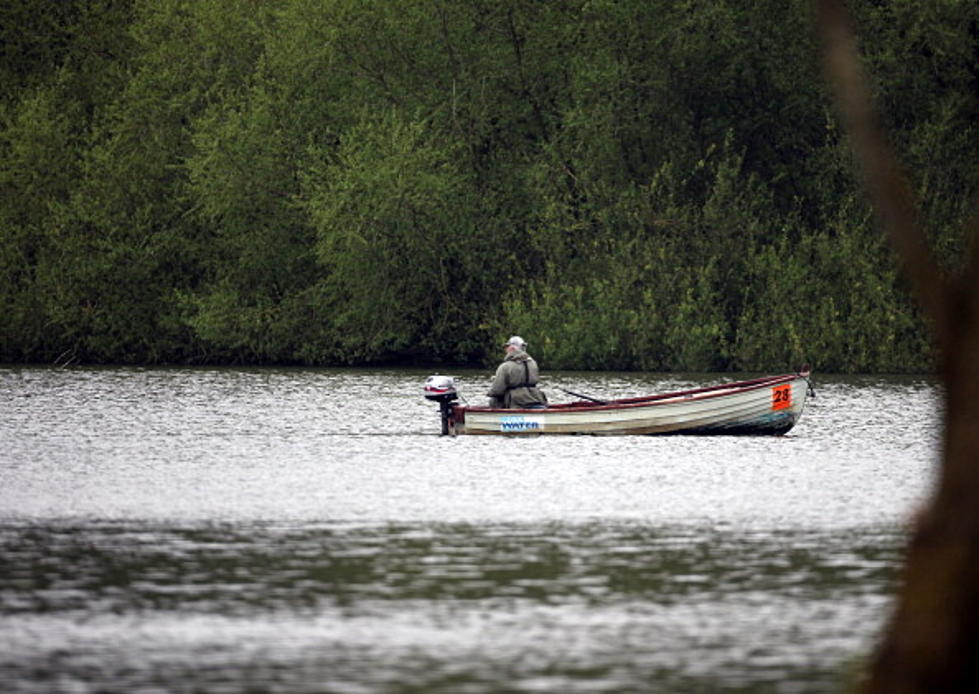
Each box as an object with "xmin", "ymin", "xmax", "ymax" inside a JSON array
[{"xmin": 817, "ymin": 1, "xmax": 979, "ymax": 692}]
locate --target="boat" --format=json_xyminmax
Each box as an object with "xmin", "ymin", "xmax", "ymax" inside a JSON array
[{"xmin": 423, "ymin": 371, "xmax": 813, "ymax": 436}]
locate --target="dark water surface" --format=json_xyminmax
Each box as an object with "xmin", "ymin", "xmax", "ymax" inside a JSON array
[{"xmin": 0, "ymin": 368, "xmax": 940, "ymax": 692}]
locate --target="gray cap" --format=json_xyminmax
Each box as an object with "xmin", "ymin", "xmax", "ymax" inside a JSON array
[{"xmin": 504, "ymin": 335, "xmax": 527, "ymax": 348}]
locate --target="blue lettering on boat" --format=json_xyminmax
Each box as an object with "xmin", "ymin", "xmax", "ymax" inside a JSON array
[{"xmin": 500, "ymin": 416, "xmax": 543, "ymax": 432}]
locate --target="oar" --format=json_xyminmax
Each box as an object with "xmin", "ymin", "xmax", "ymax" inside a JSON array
[{"xmin": 554, "ymin": 386, "xmax": 607, "ymax": 405}]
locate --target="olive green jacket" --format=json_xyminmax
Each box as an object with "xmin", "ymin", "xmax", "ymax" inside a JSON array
[{"xmin": 487, "ymin": 349, "xmax": 548, "ymax": 408}]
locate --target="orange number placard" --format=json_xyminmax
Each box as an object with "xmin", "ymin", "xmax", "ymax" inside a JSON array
[{"xmin": 771, "ymin": 384, "xmax": 792, "ymax": 411}]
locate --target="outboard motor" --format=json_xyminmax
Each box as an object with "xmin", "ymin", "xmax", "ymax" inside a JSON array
[{"xmin": 424, "ymin": 375, "xmax": 460, "ymax": 436}]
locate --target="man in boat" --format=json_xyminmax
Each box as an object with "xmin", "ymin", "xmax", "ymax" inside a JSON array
[{"xmin": 487, "ymin": 336, "xmax": 548, "ymax": 408}]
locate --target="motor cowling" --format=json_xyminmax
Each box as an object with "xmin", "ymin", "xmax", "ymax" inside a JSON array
[{"xmin": 424, "ymin": 374, "xmax": 459, "ymax": 404}]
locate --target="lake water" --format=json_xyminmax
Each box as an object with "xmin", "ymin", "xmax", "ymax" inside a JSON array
[{"xmin": 0, "ymin": 367, "xmax": 941, "ymax": 693}]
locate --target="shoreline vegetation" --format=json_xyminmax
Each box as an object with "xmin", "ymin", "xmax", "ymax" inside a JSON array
[{"xmin": 2, "ymin": 1, "xmax": 975, "ymax": 373}]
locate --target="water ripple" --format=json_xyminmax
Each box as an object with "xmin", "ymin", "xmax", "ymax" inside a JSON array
[{"xmin": 0, "ymin": 367, "xmax": 940, "ymax": 692}]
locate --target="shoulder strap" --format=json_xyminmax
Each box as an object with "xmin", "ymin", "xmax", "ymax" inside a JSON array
[{"xmin": 506, "ymin": 360, "xmax": 533, "ymax": 391}]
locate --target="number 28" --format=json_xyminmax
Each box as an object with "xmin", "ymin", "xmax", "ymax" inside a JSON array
[{"xmin": 771, "ymin": 385, "xmax": 792, "ymax": 411}]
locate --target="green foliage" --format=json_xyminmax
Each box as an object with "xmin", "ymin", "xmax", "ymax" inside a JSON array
[
  {"xmin": 302, "ymin": 110, "xmax": 481, "ymax": 362},
  {"xmin": 0, "ymin": 0, "xmax": 968, "ymax": 371},
  {"xmin": 733, "ymin": 209, "xmax": 932, "ymax": 373},
  {"xmin": 0, "ymin": 87, "xmax": 71, "ymax": 358}
]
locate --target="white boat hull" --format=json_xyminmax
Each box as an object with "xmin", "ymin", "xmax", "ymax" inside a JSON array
[{"xmin": 449, "ymin": 373, "xmax": 811, "ymax": 436}]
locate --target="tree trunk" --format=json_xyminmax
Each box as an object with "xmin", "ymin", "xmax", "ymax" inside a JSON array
[{"xmin": 816, "ymin": 1, "xmax": 979, "ymax": 691}]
